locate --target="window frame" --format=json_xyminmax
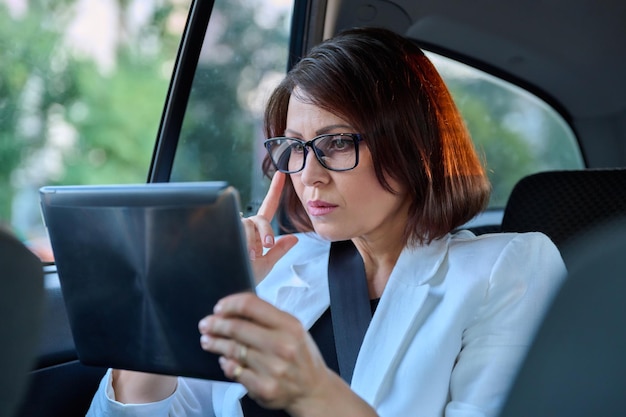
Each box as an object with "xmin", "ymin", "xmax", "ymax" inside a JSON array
[
  {"xmin": 148, "ymin": 0, "xmax": 314, "ymax": 184},
  {"xmin": 148, "ymin": 0, "xmax": 216, "ymax": 183}
]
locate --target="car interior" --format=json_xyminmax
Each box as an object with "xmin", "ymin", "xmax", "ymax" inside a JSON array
[
  {"xmin": 498, "ymin": 216, "xmax": 626, "ymax": 417},
  {"xmin": 4, "ymin": 0, "xmax": 626, "ymax": 415},
  {"xmin": 0, "ymin": 228, "xmax": 44, "ymax": 417}
]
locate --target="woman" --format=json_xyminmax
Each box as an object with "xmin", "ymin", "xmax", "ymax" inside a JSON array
[{"xmin": 87, "ymin": 27, "xmax": 566, "ymax": 416}]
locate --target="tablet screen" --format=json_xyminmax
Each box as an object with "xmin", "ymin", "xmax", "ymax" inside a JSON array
[{"xmin": 40, "ymin": 182, "xmax": 255, "ymax": 381}]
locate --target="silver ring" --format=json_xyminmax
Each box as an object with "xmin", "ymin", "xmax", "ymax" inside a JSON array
[{"xmin": 233, "ymin": 364, "xmax": 244, "ymax": 380}]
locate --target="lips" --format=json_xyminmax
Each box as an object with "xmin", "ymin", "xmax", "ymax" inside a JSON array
[{"xmin": 307, "ymin": 200, "xmax": 338, "ymax": 216}]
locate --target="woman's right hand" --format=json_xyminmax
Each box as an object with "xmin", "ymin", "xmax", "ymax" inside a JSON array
[{"xmin": 241, "ymin": 172, "xmax": 298, "ymax": 284}]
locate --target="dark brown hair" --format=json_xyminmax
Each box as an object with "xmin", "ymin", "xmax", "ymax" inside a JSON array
[{"xmin": 263, "ymin": 27, "xmax": 490, "ymax": 245}]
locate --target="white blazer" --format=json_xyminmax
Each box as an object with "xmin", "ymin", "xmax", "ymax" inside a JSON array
[{"xmin": 88, "ymin": 230, "xmax": 566, "ymax": 417}]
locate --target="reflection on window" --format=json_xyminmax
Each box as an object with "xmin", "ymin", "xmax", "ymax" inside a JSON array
[
  {"xmin": 1, "ymin": 0, "xmax": 191, "ymax": 260},
  {"xmin": 427, "ymin": 53, "xmax": 584, "ymax": 209},
  {"xmin": 170, "ymin": 0, "xmax": 292, "ymax": 216}
]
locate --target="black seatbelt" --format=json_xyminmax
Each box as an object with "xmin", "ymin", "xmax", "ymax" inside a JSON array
[{"xmin": 327, "ymin": 240, "xmax": 372, "ymax": 384}]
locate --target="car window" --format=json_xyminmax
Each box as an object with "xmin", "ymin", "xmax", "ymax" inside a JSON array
[
  {"xmin": 427, "ymin": 53, "xmax": 584, "ymax": 209},
  {"xmin": 2, "ymin": 0, "xmax": 582, "ymax": 259},
  {"xmin": 170, "ymin": 36, "xmax": 582, "ymax": 221},
  {"xmin": 169, "ymin": 0, "xmax": 293, "ymax": 216},
  {"xmin": 1, "ymin": 1, "xmax": 191, "ymax": 260}
]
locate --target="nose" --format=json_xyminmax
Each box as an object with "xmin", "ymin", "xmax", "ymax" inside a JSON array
[{"xmin": 298, "ymin": 148, "xmax": 329, "ymax": 186}]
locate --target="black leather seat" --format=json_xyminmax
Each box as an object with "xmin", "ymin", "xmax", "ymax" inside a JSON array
[
  {"xmin": 500, "ymin": 168, "xmax": 626, "ymax": 259},
  {"xmin": 498, "ymin": 216, "xmax": 626, "ymax": 417}
]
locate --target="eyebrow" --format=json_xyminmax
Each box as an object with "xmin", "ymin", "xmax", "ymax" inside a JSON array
[{"xmin": 284, "ymin": 124, "xmax": 354, "ymax": 137}]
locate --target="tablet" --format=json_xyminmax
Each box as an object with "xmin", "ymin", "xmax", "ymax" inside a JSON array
[{"xmin": 40, "ymin": 182, "xmax": 255, "ymax": 381}]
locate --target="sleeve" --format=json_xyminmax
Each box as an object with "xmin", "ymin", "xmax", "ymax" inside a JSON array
[
  {"xmin": 445, "ymin": 232, "xmax": 567, "ymax": 417},
  {"xmin": 86, "ymin": 369, "xmax": 216, "ymax": 417}
]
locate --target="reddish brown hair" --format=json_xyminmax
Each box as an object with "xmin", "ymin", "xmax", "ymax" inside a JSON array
[{"xmin": 263, "ymin": 27, "xmax": 490, "ymax": 245}]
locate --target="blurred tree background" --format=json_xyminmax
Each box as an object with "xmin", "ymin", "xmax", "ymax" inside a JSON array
[
  {"xmin": 0, "ymin": 0, "xmax": 192, "ymax": 244},
  {"xmin": 0, "ymin": 0, "xmax": 294, "ymax": 249}
]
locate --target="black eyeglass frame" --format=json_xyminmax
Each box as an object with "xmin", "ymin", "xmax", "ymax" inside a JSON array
[{"xmin": 264, "ymin": 133, "xmax": 364, "ymax": 174}]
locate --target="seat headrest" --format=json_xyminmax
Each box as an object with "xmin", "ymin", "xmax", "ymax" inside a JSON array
[{"xmin": 501, "ymin": 168, "xmax": 626, "ymax": 249}]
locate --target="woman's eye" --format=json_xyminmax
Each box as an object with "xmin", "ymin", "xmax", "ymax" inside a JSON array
[
  {"xmin": 332, "ymin": 139, "xmax": 346, "ymax": 149},
  {"xmin": 291, "ymin": 143, "xmax": 305, "ymax": 153},
  {"xmin": 329, "ymin": 137, "xmax": 352, "ymax": 151}
]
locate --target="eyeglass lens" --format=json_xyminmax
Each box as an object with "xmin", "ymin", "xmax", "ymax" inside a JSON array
[{"xmin": 267, "ymin": 134, "xmax": 358, "ymax": 173}]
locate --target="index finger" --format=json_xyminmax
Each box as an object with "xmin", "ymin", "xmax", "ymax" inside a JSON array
[
  {"xmin": 213, "ymin": 292, "xmax": 298, "ymax": 330},
  {"xmin": 257, "ymin": 171, "xmax": 286, "ymax": 221}
]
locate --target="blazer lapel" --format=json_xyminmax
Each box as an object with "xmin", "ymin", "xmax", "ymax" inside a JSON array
[
  {"xmin": 351, "ymin": 236, "xmax": 451, "ymax": 406},
  {"xmin": 274, "ymin": 256, "xmax": 331, "ymax": 329},
  {"xmin": 255, "ymin": 234, "xmax": 332, "ymax": 329}
]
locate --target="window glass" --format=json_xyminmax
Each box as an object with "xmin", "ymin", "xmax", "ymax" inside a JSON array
[
  {"xmin": 170, "ymin": 0, "xmax": 292, "ymax": 216},
  {"xmin": 427, "ymin": 53, "xmax": 584, "ymax": 209},
  {"xmin": 1, "ymin": 0, "xmax": 191, "ymax": 260},
  {"xmin": 171, "ymin": 32, "xmax": 580, "ymax": 223}
]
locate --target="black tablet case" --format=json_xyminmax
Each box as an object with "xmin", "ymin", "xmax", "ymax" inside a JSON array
[{"xmin": 40, "ymin": 182, "xmax": 255, "ymax": 381}]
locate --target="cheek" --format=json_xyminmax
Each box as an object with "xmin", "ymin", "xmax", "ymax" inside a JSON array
[
  {"xmin": 290, "ymin": 176, "xmax": 305, "ymax": 202},
  {"xmin": 350, "ymin": 173, "xmax": 407, "ymax": 215}
]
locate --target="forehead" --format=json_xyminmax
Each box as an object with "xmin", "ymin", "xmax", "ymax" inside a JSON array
[{"xmin": 286, "ymin": 90, "xmax": 352, "ymax": 134}]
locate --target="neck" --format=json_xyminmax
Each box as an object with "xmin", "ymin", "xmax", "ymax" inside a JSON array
[{"xmin": 352, "ymin": 233, "xmax": 405, "ymax": 299}]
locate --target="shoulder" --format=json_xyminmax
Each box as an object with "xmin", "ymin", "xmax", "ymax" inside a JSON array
[
  {"xmin": 425, "ymin": 230, "xmax": 566, "ymax": 303},
  {"xmin": 448, "ymin": 230, "xmax": 567, "ymax": 308},
  {"xmin": 447, "ymin": 230, "xmax": 564, "ymax": 271},
  {"xmin": 449, "ymin": 229, "xmax": 558, "ymax": 251}
]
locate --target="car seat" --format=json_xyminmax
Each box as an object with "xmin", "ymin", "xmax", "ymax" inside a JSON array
[
  {"xmin": 497, "ymin": 216, "xmax": 626, "ymax": 417},
  {"xmin": 0, "ymin": 227, "xmax": 44, "ymax": 417}
]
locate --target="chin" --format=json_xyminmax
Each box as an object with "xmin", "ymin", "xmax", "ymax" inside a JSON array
[{"xmin": 312, "ymin": 225, "xmax": 353, "ymax": 242}]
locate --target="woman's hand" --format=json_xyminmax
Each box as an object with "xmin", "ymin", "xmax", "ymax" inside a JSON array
[
  {"xmin": 199, "ymin": 293, "xmax": 328, "ymax": 411},
  {"xmin": 199, "ymin": 293, "xmax": 373, "ymax": 416},
  {"xmin": 242, "ymin": 172, "xmax": 298, "ymax": 283}
]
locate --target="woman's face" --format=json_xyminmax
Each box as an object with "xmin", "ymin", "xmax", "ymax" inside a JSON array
[{"xmin": 286, "ymin": 90, "xmax": 409, "ymax": 244}]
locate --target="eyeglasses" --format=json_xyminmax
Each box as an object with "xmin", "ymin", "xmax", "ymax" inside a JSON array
[{"xmin": 264, "ymin": 133, "xmax": 363, "ymax": 174}]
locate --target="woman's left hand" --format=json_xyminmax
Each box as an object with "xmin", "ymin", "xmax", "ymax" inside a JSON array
[
  {"xmin": 198, "ymin": 292, "xmax": 332, "ymax": 411},
  {"xmin": 199, "ymin": 293, "xmax": 380, "ymax": 416}
]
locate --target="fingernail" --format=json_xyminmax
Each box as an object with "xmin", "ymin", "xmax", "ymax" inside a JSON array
[
  {"xmin": 200, "ymin": 335, "xmax": 210, "ymax": 346},
  {"xmin": 213, "ymin": 303, "xmax": 223, "ymax": 314},
  {"xmin": 265, "ymin": 235, "xmax": 274, "ymax": 246},
  {"xmin": 249, "ymin": 249, "xmax": 256, "ymax": 260},
  {"xmin": 198, "ymin": 319, "xmax": 208, "ymax": 332}
]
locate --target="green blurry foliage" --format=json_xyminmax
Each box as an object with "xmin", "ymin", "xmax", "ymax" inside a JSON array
[{"xmin": 0, "ymin": 1, "xmax": 186, "ymax": 232}]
